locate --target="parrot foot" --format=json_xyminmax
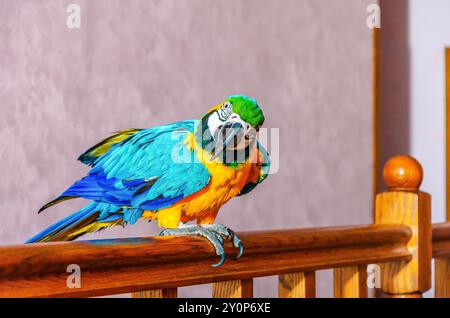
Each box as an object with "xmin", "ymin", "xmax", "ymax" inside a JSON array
[
  {"xmin": 201, "ymin": 224, "xmax": 243, "ymax": 259},
  {"xmin": 159, "ymin": 223, "xmax": 243, "ymax": 267}
]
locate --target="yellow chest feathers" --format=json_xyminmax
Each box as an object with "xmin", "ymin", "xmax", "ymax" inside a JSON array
[{"xmin": 178, "ymin": 132, "xmax": 258, "ymax": 217}]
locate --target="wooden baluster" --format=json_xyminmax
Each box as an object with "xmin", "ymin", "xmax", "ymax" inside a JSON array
[
  {"xmin": 435, "ymin": 258, "xmax": 450, "ymax": 297},
  {"xmin": 437, "ymin": 48, "xmax": 450, "ymax": 298},
  {"xmin": 131, "ymin": 288, "xmax": 177, "ymax": 298},
  {"xmin": 446, "ymin": 47, "xmax": 450, "ymax": 222},
  {"xmin": 333, "ymin": 266, "xmax": 367, "ymax": 298},
  {"xmin": 279, "ymin": 272, "xmax": 316, "ymax": 298},
  {"xmin": 375, "ymin": 155, "xmax": 432, "ymax": 298},
  {"xmin": 212, "ymin": 279, "xmax": 253, "ymax": 298}
]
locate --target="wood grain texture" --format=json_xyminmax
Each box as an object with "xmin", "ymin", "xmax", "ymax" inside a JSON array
[
  {"xmin": 432, "ymin": 223, "xmax": 450, "ymax": 258},
  {"xmin": 131, "ymin": 288, "xmax": 177, "ymax": 298},
  {"xmin": 375, "ymin": 190, "xmax": 432, "ymax": 295},
  {"xmin": 446, "ymin": 48, "xmax": 450, "ymax": 221},
  {"xmin": 0, "ymin": 225, "xmax": 411, "ymax": 297},
  {"xmin": 432, "ymin": 222, "xmax": 450, "ymax": 241},
  {"xmin": 435, "ymin": 258, "xmax": 450, "ymax": 298},
  {"xmin": 382, "ymin": 292, "xmax": 422, "ymax": 298},
  {"xmin": 376, "ymin": 155, "xmax": 431, "ymax": 296},
  {"xmin": 278, "ymin": 272, "xmax": 315, "ymax": 298},
  {"xmin": 333, "ymin": 266, "xmax": 367, "ymax": 298},
  {"xmin": 445, "ymin": 51, "xmax": 450, "ymax": 299},
  {"xmin": 212, "ymin": 279, "xmax": 253, "ymax": 298},
  {"xmin": 444, "ymin": 49, "xmax": 449, "ymax": 301}
]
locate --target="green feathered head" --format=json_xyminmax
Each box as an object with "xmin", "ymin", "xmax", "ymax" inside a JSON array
[
  {"xmin": 226, "ymin": 95, "xmax": 265, "ymax": 129},
  {"xmin": 199, "ymin": 95, "xmax": 265, "ymax": 163}
]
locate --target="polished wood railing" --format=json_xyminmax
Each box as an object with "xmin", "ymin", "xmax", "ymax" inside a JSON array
[
  {"xmin": 434, "ymin": 222, "xmax": 450, "ymax": 297},
  {"xmin": 0, "ymin": 224, "xmax": 412, "ymax": 297},
  {"xmin": 439, "ymin": 47, "xmax": 450, "ymax": 298},
  {"xmin": 1, "ymin": 155, "xmax": 450, "ymax": 298}
]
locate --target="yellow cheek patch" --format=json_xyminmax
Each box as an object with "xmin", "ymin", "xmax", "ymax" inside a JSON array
[{"xmin": 203, "ymin": 101, "xmax": 228, "ymax": 118}]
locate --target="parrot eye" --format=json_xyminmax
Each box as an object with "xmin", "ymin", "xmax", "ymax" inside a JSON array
[{"xmin": 218, "ymin": 102, "xmax": 233, "ymax": 121}]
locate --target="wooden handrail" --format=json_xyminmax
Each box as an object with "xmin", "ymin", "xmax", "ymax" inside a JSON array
[
  {"xmin": 433, "ymin": 222, "xmax": 450, "ymax": 258},
  {"xmin": 2, "ymin": 155, "xmax": 448, "ymax": 298},
  {"xmin": 0, "ymin": 224, "xmax": 411, "ymax": 297},
  {"xmin": 433, "ymin": 222, "xmax": 450, "ymax": 297}
]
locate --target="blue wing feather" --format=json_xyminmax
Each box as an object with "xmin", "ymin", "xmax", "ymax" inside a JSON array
[
  {"xmin": 29, "ymin": 120, "xmax": 211, "ymax": 242},
  {"xmin": 57, "ymin": 120, "xmax": 210, "ymax": 212}
]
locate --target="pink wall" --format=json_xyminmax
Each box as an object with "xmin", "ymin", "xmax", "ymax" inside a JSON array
[{"xmin": 0, "ymin": 0, "xmax": 373, "ymax": 297}]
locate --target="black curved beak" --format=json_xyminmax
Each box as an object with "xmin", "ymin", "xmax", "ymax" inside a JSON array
[{"xmin": 211, "ymin": 122, "xmax": 245, "ymax": 160}]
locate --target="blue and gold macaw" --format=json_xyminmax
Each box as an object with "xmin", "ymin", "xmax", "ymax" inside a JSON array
[{"xmin": 27, "ymin": 95, "xmax": 270, "ymax": 266}]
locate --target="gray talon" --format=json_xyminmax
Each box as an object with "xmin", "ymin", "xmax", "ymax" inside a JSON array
[
  {"xmin": 232, "ymin": 235, "xmax": 242, "ymax": 248},
  {"xmin": 211, "ymin": 253, "xmax": 226, "ymax": 268},
  {"xmin": 236, "ymin": 241, "xmax": 244, "ymax": 259},
  {"xmin": 158, "ymin": 224, "xmax": 244, "ymax": 267}
]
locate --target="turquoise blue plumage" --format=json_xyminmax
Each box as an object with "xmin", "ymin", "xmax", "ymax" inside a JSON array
[
  {"xmin": 27, "ymin": 120, "xmax": 211, "ymax": 242},
  {"xmin": 27, "ymin": 95, "xmax": 270, "ymax": 267},
  {"xmin": 75, "ymin": 120, "xmax": 210, "ymax": 210}
]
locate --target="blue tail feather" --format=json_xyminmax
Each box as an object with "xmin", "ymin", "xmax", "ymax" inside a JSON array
[{"xmin": 26, "ymin": 202, "xmax": 121, "ymax": 243}]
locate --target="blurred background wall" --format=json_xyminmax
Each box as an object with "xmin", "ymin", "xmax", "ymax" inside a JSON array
[
  {"xmin": 379, "ymin": 0, "xmax": 450, "ymax": 225},
  {"xmin": 408, "ymin": 0, "xmax": 450, "ymax": 224},
  {"xmin": 0, "ymin": 0, "xmax": 374, "ymax": 297},
  {"xmin": 379, "ymin": 0, "xmax": 450, "ymax": 297}
]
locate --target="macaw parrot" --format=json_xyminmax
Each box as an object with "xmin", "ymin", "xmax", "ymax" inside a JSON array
[{"xmin": 26, "ymin": 95, "xmax": 270, "ymax": 267}]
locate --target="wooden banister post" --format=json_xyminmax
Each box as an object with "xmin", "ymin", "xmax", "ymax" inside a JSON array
[
  {"xmin": 436, "ymin": 47, "xmax": 450, "ymax": 298},
  {"xmin": 279, "ymin": 272, "xmax": 316, "ymax": 298},
  {"xmin": 212, "ymin": 279, "xmax": 253, "ymax": 298},
  {"xmin": 375, "ymin": 155, "xmax": 432, "ymax": 297},
  {"xmin": 333, "ymin": 266, "xmax": 367, "ymax": 298},
  {"xmin": 132, "ymin": 288, "xmax": 177, "ymax": 298},
  {"xmin": 435, "ymin": 259, "xmax": 450, "ymax": 297}
]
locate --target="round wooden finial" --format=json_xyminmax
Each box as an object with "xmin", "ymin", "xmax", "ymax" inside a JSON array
[{"xmin": 383, "ymin": 155, "xmax": 423, "ymax": 191}]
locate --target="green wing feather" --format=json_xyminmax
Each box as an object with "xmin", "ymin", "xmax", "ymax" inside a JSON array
[{"xmin": 78, "ymin": 129, "xmax": 141, "ymax": 166}]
